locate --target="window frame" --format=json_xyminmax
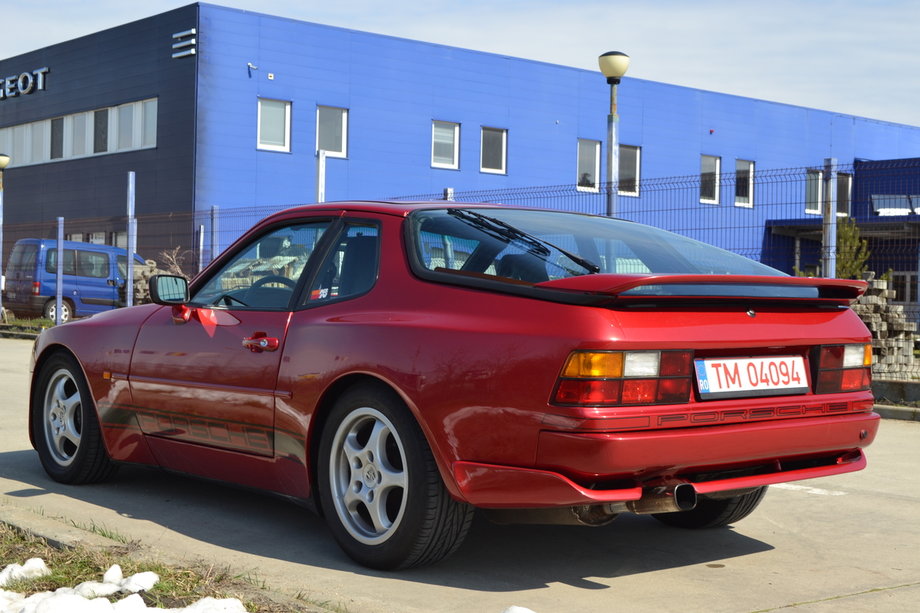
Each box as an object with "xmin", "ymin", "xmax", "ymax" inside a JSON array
[
  {"xmin": 805, "ymin": 169, "xmax": 823, "ymax": 215},
  {"xmin": 700, "ymin": 154, "xmax": 721, "ymax": 204},
  {"xmin": 576, "ymin": 138, "xmax": 600, "ymax": 192},
  {"xmin": 316, "ymin": 105, "xmax": 348, "ymax": 158},
  {"xmin": 257, "ymin": 98, "xmax": 292, "ymax": 153},
  {"xmin": 431, "ymin": 120, "xmax": 460, "ymax": 170},
  {"xmin": 734, "ymin": 159, "xmax": 754, "ymax": 208},
  {"xmin": 836, "ymin": 172, "xmax": 852, "ymax": 217},
  {"xmin": 480, "ymin": 126, "xmax": 507, "ymax": 174},
  {"xmin": 618, "ymin": 144, "xmax": 641, "ymax": 196}
]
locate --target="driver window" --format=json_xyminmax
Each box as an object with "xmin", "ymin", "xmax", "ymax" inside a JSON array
[{"xmin": 192, "ymin": 222, "xmax": 330, "ymax": 309}]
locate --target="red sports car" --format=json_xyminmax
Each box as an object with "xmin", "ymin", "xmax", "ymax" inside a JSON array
[{"xmin": 30, "ymin": 202, "xmax": 878, "ymax": 569}]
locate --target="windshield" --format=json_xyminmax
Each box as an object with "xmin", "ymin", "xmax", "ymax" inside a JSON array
[{"xmin": 408, "ymin": 208, "xmax": 784, "ymax": 282}]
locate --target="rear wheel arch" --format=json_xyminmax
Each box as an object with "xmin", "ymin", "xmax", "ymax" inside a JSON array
[{"xmin": 307, "ymin": 374, "xmax": 463, "ymax": 510}]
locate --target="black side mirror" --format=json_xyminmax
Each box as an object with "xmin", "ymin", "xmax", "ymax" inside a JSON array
[{"xmin": 149, "ymin": 275, "xmax": 189, "ymax": 305}]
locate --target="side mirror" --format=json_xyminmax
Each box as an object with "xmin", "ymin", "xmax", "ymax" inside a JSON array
[{"xmin": 149, "ymin": 275, "xmax": 189, "ymax": 305}]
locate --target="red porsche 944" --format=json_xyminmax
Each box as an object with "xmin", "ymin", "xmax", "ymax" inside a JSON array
[{"xmin": 30, "ymin": 202, "xmax": 878, "ymax": 569}]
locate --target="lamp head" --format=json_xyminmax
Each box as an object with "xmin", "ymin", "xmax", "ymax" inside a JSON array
[
  {"xmin": 0, "ymin": 153, "xmax": 10, "ymax": 170},
  {"xmin": 598, "ymin": 51, "xmax": 630, "ymax": 85}
]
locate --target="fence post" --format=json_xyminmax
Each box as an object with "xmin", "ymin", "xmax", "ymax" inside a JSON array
[
  {"xmin": 55, "ymin": 217, "xmax": 64, "ymax": 325},
  {"xmin": 126, "ymin": 171, "xmax": 136, "ymax": 307},
  {"xmin": 197, "ymin": 224, "xmax": 205, "ymax": 272},
  {"xmin": 822, "ymin": 158, "xmax": 838, "ymax": 278},
  {"xmin": 210, "ymin": 205, "xmax": 220, "ymax": 265},
  {"xmin": 316, "ymin": 150, "xmax": 327, "ymax": 203}
]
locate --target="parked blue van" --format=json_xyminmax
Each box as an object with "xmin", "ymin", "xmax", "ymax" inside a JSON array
[{"xmin": 3, "ymin": 239, "xmax": 146, "ymax": 322}]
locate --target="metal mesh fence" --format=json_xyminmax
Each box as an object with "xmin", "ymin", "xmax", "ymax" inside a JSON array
[{"xmin": 4, "ymin": 160, "xmax": 920, "ymax": 379}]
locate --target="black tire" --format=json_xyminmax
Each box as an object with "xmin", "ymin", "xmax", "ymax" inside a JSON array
[
  {"xmin": 317, "ymin": 383, "xmax": 474, "ymax": 569},
  {"xmin": 43, "ymin": 299, "xmax": 73, "ymax": 323},
  {"xmin": 31, "ymin": 352, "xmax": 117, "ymax": 484},
  {"xmin": 652, "ymin": 486, "xmax": 768, "ymax": 529}
]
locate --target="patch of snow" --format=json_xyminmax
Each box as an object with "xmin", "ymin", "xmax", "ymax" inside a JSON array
[{"xmin": 0, "ymin": 559, "xmax": 247, "ymax": 613}]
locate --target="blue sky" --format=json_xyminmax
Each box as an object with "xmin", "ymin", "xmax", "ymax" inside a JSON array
[{"xmin": 3, "ymin": 0, "xmax": 919, "ymax": 127}]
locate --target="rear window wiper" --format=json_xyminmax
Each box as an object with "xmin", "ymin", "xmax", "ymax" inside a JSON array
[{"xmin": 447, "ymin": 209, "xmax": 600, "ymax": 274}]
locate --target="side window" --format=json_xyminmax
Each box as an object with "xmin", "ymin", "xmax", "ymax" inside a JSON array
[
  {"xmin": 46, "ymin": 249, "xmax": 77, "ymax": 275},
  {"xmin": 77, "ymin": 251, "xmax": 110, "ymax": 278},
  {"xmin": 192, "ymin": 222, "xmax": 331, "ymax": 309},
  {"xmin": 306, "ymin": 224, "xmax": 380, "ymax": 304}
]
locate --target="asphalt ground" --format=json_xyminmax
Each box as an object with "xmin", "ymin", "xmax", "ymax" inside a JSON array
[{"xmin": 2, "ymin": 337, "xmax": 919, "ymax": 613}]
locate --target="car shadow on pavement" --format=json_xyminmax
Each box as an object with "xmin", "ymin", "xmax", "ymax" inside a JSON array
[{"xmin": 0, "ymin": 449, "xmax": 773, "ymax": 592}]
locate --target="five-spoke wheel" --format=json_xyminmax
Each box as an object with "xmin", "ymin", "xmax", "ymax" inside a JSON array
[
  {"xmin": 318, "ymin": 384, "xmax": 473, "ymax": 569},
  {"xmin": 31, "ymin": 353, "xmax": 116, "ymax": 484}
]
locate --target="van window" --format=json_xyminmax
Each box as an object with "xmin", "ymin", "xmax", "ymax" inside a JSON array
[
  {"xmin": 78, "ymin": 251, "xmax": 109, "ymax": 278},
  {"xmin": 46, "ymin": 249, "xmax": 77, "ymax": 276},
  {"xmin": 46, "ymin": 249, "xmax": 109, "ymax": 278},
  {"xmin": 7, "ymin": 244, "xmax": 37, "ymax": 274}
]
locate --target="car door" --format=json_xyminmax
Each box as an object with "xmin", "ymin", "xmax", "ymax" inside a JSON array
[
  {"xmin": 74, "ymin": 248, "xmax": 119, "ymax": 313},
  {"xmin": 129, "ymin": 220, "xmax": 332, "ymax": 457}
]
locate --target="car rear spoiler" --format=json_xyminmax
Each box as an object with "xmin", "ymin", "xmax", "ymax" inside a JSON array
[{"xmin": 535, "ymin": 274, "xmax": 867, "ymax": 306}]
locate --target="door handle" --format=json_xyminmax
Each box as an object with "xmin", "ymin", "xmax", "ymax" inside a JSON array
[{"xmin": 242, "ymin": 332, "xmax": 279, "ymax": 353}]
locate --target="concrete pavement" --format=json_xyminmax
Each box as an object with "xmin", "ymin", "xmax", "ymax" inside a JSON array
[{"xmin": 2, "ymin": 337, "xmax": 919, "ymax": 613}]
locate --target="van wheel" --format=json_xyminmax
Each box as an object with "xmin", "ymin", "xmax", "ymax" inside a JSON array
[{"xmin": 43, "ymin": 299, "xmax": 72, "ymax": 323}]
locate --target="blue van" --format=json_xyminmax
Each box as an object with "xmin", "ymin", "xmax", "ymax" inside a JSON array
[{"xmin": 3, "ymin": 239, "xmax": 146, "ymax": 322}]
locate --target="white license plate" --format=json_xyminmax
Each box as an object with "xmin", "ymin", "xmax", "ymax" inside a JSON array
[{"xmin": 694, "ymin": 356, "xmax": 809, "ymax": 399}]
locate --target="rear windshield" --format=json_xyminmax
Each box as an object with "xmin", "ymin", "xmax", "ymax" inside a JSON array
[
  {"xmin": 6, "ymin": 243, "xmax": 38, "ymax": 276},
  {"xmin": 408, "ymin": 208, "xmax": 783, "ymax": 283}
]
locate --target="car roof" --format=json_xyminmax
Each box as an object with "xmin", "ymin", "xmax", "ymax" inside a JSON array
[{"xmin": 263, "ymin": 200, "xmax": 506, "ymax": 219}]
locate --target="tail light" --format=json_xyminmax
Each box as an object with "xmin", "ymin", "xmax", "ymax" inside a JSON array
[
  {"xmin": 32, "ymin": 281, "xmax": 40, "ymax": 295},
  {"xmin": 554, "ymin": 350, "xmax": 692, "ymax": 406},
  {"xmin": 814, "ymin": 344, "xmax": 872, "ymax": 394}
]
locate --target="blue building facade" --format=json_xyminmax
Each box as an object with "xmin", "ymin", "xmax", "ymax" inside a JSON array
[{"xmin": 2, "ymin": 2, "xmax": 920, "ymax": 266}]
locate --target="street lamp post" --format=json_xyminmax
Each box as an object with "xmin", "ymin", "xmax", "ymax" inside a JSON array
[
  {"xmin": 598, "ymin": 51, "xmax": 630, "ymax": 217},
  {"xmin": 0, "ymin": 153, "xmax": 10, "ymax": 320}
]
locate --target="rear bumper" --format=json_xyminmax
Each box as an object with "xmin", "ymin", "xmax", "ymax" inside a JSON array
[{"xmin": 452, "ymin": 412, "xmax": 879, "ymax": 508}]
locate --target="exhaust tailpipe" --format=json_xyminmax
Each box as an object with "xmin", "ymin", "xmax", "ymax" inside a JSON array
[
  {"xmin": 482, "ymin": 483, "xmax": 698, "ymax": 527},
  {"xmin": 608, "ymin": 483, "xmax": 698, "ymax": 515}
]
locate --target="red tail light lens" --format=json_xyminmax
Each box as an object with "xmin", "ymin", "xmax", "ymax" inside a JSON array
[
  {"xmin": 815, "ymin": 344, "xmax": 872, "ymax": 394},
  {"xmin": 32, "ymin": 281, "xmax": 40, "ymax": 296},
  {"xmin": 554, "ymin": 350, "xmax": 692, "ymax": 406}
]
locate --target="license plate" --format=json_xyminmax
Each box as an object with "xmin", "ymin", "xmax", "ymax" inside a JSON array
[{"xmin": 694, "ymin": 356, "xmax": 808, "ymax": 399}]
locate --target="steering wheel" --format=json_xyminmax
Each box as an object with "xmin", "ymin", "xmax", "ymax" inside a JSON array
[{"xmin": 250, "ymin": 275, "xmax": 296, "ymax": 289}]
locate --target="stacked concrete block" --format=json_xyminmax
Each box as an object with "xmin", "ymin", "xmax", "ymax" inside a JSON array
[{"xmin": 852, "ymin": 273, "xmax": 918, "ymax": 380}]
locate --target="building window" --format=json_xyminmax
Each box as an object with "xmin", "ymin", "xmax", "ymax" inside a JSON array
[
  {"xmin": 805, "ymin": 169, "xmax": 823, "ymax": 215},
  {"xmin": 71, "ymin": 113, "xmax": 88, "ymax": 157},
  {"xmin": 837, "ymin": 173, "xmax": 852, "ymax": 216},
  {"xmin": 891, "ymin": 272, "xmax": 919, "ymax": 303},
  {"xmin": 30, "ymin": 121, "xmax": 46, "ymax": 163},
  {"xmin": 0, "ymin": 98, "xmax": 156, "ymax": 168},
  {"xmin": 700, "ymin": 155, "xmax": 720, "ymax": 204},
  {"xmin": 619, "ymin": 145, "xmax": 640, "ymax": 196},
  {"xmin": 257, "ymin": 98, "xmax": 291, "ymax": 152},
  {"xmin": 50, "ymin": 118, "xmax": 64, "ymax": 160},
  {"xmin": 577, "ymin": 139, "xmax": 600, "ymax": 191},
  {"xmin": 317, "ymin": 106, "xmax": 348, "ymax": 157},
  {"xmin": 735, "ymin": 159, "xmax": 754, "ymax": 207},
  {"xmin": 480, "ymin": 127, "xmax": 507, "ymax": 174},
  {"xmin": 142, "ymin": 99, "xmax": 157, "ymax": 147},
  {"xmin": 432, "ymin": 120, "xmax": 459, "ymax": 169},
  {"xmin": 93, "ymin": 109, "xmax": 109, "ymax": 153},
  {"xmin": 117, "ymin": 104, "xmax": 134, "ymax": 150}
]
